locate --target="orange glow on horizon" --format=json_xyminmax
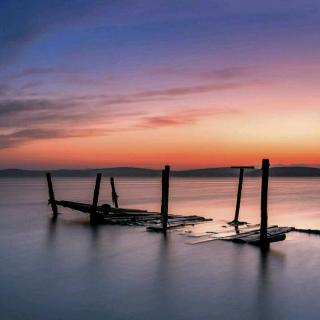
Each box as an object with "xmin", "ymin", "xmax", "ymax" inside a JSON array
[{"xmin": 1, "ymin": 62, "xmax": 320, "ymax": 169}]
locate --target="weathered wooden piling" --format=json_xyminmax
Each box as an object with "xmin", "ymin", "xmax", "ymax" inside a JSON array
[
  {"xmin": 161, "ymin": 165, "xmax": 170, "ymax": 234},
  {"xmin": 260, "ymin": 159, "xmax": 270, "ymax": 250},
  {"xmin": 46, "ymin": 173, "xmax": 58, "ymax": 218},
  {"xmin": 110, "ymin": 177, "xmax": 119, "ymax": 208},
  {"xmin": 90, "ymin": 173, "xmax": 102, "ymax": 225},
  {"xmin": 230, "ymin": 166, "xmax": 255, "ymax": 224}
]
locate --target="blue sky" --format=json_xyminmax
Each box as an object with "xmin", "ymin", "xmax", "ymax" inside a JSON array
[{"xmin": 1, "ymin": 1, "xmax": 320, "ymax": 168}]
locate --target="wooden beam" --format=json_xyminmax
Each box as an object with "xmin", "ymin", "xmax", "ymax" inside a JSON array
[
  {"xmin": 161, "ymin": 165, "xmax": 170, "ymax": 234},
  {"xmin": 110, "ymin": 177, "xmax": 119, "ymax": 208},
  {"xmin": 46, "ymin": 173, "xmax": 58, "ymax": 218},
  {"xmin": 234, "ymin": 168, "xmax": 244, "ymax": 223},
  {"xmin": 230, "ymin": 166, "xmax": 255, "ymax": 224},
  {"xmin": 90, "ymin": 173, "xmax": 102, "ymax": 225},
  {"xmin": 260, "ymin": 159, "xmax": 270, "ymax": 250}
]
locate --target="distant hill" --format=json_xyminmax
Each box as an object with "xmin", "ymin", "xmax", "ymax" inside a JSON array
[{"xmin": 1, "ymin": 166, "xmax": 320, "ymax": 177}]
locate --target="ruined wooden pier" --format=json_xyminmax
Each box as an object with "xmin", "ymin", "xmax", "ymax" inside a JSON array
[
  {"xmin": 46, "ymin": 159, "xmax": 294, "ymax": 249},
  {"xmin": 46, "ymin": 165, "xmax": 210, "ymax": 230}
]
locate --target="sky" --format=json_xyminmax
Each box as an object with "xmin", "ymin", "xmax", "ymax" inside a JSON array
[{"xmin": 0, "ymin": 0, "xmax": 320, "ymax": 169}]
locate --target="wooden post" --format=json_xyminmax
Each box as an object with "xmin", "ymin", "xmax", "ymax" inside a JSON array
[
  {"xmin": 230, "ymin": 166, "xmax": 255, "ymax": 224},
  {"xmin": 161, "ymin": 165, "xmax": 170, "ymax": 234},
  {"xmin": 110, "ymin": 177, "xmax": 119, "ymax": 208},
  {"xmin": 46, "ymin": 173, "xmax": 58, "ymax": 218},
  {"xmin": 260, "ymin": 159, "xmax": 270, "ymax": 250},
  {"xmin": 234, "ymin": 168, "xmax": 244, "ymax": 222},
  {"xmin": 90, "ymin": 173, "xmax": 102, "ymax": 225}
]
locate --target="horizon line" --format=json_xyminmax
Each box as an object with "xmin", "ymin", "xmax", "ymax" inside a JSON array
[{"xmin": 1, "ymin": 164, "xmax": 320, "ymax": 171}]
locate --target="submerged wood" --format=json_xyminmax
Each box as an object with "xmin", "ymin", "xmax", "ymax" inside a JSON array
[
  {"xmin": 54, "ymin": 199, "xmax": 210, "ymax": 227},
  {"xmin": 293, "ymin": 228, "xmax": 320, "ymax": 235},
  {"xmin": 190, "ymin": 225, "xmax": 293, "ymax": 245},
  {"xmin": 110, "ymin": 177, "xmax": 119, "ymax": 208},
  {"xmin": 260, "ymin": 159, "xmax": 270, "ymax": 249},
  {"xmin": 230, "ymin": 226, "xmax": 292, "ymax": 244},
  {"xmin": 46, "ymin": 173, "xmax": 58, "ymax": 218},
  {"xmin": 161, "ymin": 165, "xmax": 170, "ymax": 234}
]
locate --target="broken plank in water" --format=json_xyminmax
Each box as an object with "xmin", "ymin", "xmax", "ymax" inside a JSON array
[
  {"xmin": 56, "ymin": 200, "xmax": 154, "ymax": 216},
  {"xmin": 146, "ymin": 217, "xmax": 210, "ymax": 231},
  {"xmin": 189, "ymin": 224, "xmax": 266, "ymax": 242},
  {"xmin": 147, "ymin": 222, "xmax": 197, "ymax": 232},
  {"xmin": 55, "ymin": 200, "xmax": 93, "ymax": 213},
  {"xmin": 231, "ymin": 227, "xmax": 293, "ymax": 244},
  {"xmin": 55, "ymin": 200, "xmax": 209, "ymax": 227},
  {"xmin": 293, "ymin": 228, "xmax": 320, "ymax": 235},
  {"xmin": 190, "ymin": 225, "xmax": 289, "ymax": 244}
]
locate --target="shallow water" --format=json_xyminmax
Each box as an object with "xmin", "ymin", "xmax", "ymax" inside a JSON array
[{"xmin": 0, "ymin": 177, "xmax": 320, "ymax": 319}]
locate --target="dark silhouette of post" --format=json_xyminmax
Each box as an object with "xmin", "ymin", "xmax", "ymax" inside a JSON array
[
  {"xmin": 46, "ymin": 173, "xmax": 58, "ymax": 218},
  {"xmin": 161, "ymin": 165, "xmax": 170, "ymax": 234},
  {"xmin": 260, "ymin": 159, "xmax": 270, "ymax": 250},
  {"xmin": 90, "ymin": 173, "xmax": 102, "ymax": 225},
  {"xmin": 230, "ymin": 166, "xmax": 255, "ymax": 224},
  {"xmin": 110, "ymin": 177, "xmax": 119, "ymax": 208}
]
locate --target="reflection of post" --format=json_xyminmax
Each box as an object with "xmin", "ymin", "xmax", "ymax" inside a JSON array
[
  {"xmin": 230, "ymin": 166, "xmax": 255, "ymax": 224},
  {"xmin": 46, "ymin": 173, "xmax": 58, "ymax": 218},
  {"xmin": 260, "ymin": 159, "xmax": 270, "ymax": 250},
  {"xmin": 90, "ymin": 173, "xmax": 102, "ymax": 225},
  {"xmin": 161, "ymin": 165, "xmax": 170, "ymax": 234},
  {"xmin": 110, "ymin": 177, "xmax": 119, "ymax": 208}
]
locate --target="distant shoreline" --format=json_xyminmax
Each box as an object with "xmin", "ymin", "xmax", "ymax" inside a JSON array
[{"xmin": 1, "ymin": 166, "xmax": 320, "ymax": 178}]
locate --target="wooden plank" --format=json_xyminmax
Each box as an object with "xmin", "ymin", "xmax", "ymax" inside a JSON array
[
  {"xmin": 234, "ymin": 168, "xmax": 244, "ymax": 223},
  {"xmin": 260, "ymin": 159, "xmax": 270, "ymax": 249},
  {"xmin": 233, "ymin": 227, "xmax": 292, "ymax": 244},
  {"xmin": 294, "ymin": 228, "xmax": 320, "ymax": 235},
  {"xmin": 161, "ymin": 165, "xmax": 170, "ymax": 234},
  {"xmin": 110, "ymin": 177, "xmax": 119, "ymax": 208},
  {"xmin": 90, "ymin": 173, "xmax": 102, "ymax": 225},
  {"xmin": 229, "ymin": 166, "xmax": 255, "ymax": 224},
  {"xmin": 147, "ymin": 222, "xmax": 196, "ymax": 232},
  {"xmin": 231, "ymin": 166, "xmax": 255, "ymax": 169},
  {"xmin": 46, "ymin": 173, "xmax": 58, "ymax": 218},
  {"xmin": 190, "ymin": 225, "xmax": 292, "ymax": 244}
]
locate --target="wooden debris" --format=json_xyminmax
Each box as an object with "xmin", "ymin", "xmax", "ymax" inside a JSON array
[
  {"xmin": 54, "ymin": 199, "xmax": 210, "ymax": 227},
  {"xmin": 260, "ymin": 159, "xmax": 270, "ymax": 249},
  {"xmin": 90, "ymin": 173, "xmax": 102, "ymax": 225},
  {"xmin": 46, "ymin": 172, "xmax": 58, "ymax": 218},
  {"xmin": 293, "ymin": 228, "xmax": 320, "ymax": 235},
  {"xmin": 230, "ymin": 226, "xmax": 293, "ymax": 245},
  {"xmin": 161, "ymin": 165, "xmax": 170, "ymax": 234},
  {"xmin": 110, "ymin": 177, "xmax": 119, "ymax": 208},
  {"xmin": 229, "ymin": 166, "xmax": 255, "ymax": 224},
  {"xmin": 190, "ymin": 225, "xmax": 293, "ymax": 245}
]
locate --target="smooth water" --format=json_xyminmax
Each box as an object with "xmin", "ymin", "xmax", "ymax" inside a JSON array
[{"xmin": 0, "ymin": 177, "xmax": 320, "ymax": 319}]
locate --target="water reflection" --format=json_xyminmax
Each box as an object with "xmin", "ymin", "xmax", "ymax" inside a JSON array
[
  {"xmin": 1, "ymin": 177, "xmax": 320, "ymax": 319},
  {"xmin": 46, "ymin": 216, "xmax": 58, "ymax": 247},
  {"xmin": 255, "ymin": 248, "xmax": 287, "ymax": 319}
]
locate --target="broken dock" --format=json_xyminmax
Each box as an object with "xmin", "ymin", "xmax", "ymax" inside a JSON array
[{"xmin": 46, "ymin": 159, "xmax": 295, "ymax": 249}]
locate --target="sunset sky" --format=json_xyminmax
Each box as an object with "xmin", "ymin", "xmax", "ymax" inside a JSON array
[{"xmin": 0, "ymin": 0, "xmax": 320, "ymax": 169}]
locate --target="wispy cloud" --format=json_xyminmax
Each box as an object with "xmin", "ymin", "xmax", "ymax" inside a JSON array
[
  {"xmin": 0, "ymin": 128, "xmax": 112, "ymax": 149},
  {"xmin": 7, "ymin": 67, "xmax": 62, "ymax": 80},
  {"xmin": 0, "ymin": 97, "xmax": 144, "ymax": 129},
  {"xmin": 138, "ymin": 107, "xmax": 242, "ymax": 128},
  {"xmin": 19, "ymin": 80, "xmax": 44, "ymax": 90},
  {"xmin": 0, "ymin": 78, "xmax": 259, "ymax": 149},
  {"xmin": 0, "ymin": 84, "xmax": 10, "ymax": 96},
  {"xmin": 153, "ymin": 66, "xmax": 253, "ymax": 80},
  {"xmin": 133, "ymin": 81, "xmax": 261, "ymax": 99}
]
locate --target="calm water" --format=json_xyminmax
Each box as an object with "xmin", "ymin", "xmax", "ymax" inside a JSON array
[{"xmin": 0, "ymin": 177, "xmax": 320, "ymax": 319}]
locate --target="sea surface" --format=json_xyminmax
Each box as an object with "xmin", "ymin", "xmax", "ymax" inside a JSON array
[{"xmin": 0, "ymin": 177, "xmax": 320, "ymax": 319}]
